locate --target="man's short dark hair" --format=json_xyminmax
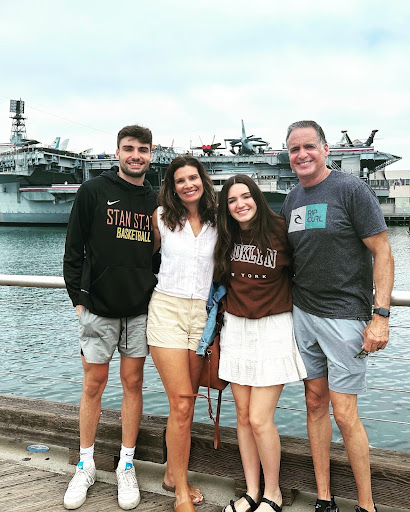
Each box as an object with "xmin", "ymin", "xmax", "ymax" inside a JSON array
[
  {"xmin": 286, "ymin": 120, "xmax": 327, "ymax": 146},
  {"xmin": 117, "ymin": 125, "xmax": 152, "ymax": 149}
]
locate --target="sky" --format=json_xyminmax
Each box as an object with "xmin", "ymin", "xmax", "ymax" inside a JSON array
[{"xmin": 0, "ymin": 0, "xmax": 409, "ymax": 170}]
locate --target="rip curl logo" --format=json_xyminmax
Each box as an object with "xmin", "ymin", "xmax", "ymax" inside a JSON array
[
  {"xmin": 288, "ymin": 204, "xmax": 327, "ymax": 233},
  {"xmin": 231, "ymin": 243, "xmax": 277, "ymax": 269}
]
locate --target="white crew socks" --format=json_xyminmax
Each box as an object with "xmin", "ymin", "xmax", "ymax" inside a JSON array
[
  {"xmin": 79, "ymin": 444, "xmax": 95, "ymax": 463},
  {"xmin": 119, "ymin": 444, "xmax": 135, "ymax": 465}
]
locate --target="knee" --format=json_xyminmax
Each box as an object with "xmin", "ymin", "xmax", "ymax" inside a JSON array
[
  {"xmin": 249, "ymin": 412, "xmax": 271, "ymax": 436},
  {"xmin": 236, "ymin": 406, "xmax": 250, "ymax": 428},
  {"xmin": 121, "ymin": 372, "xmax": 143, "ymax": 395},
  {"xmin": 83, "ymin": 373, "xmax": 108, "ymax": 399},
  {"xmin": 333, "ymin": 406, "xmax": 358, "ymax": 433},
  {"xmin": 305, "ymin": 388, "xmax": 329, "ymax": 419},
  {"xmin": 170, "ymin": 397, "xmax": 194, "ymax": 427}
]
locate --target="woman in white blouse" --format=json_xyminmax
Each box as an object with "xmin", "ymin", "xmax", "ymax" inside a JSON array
[{"xmin": 147, "ymin": 155, "xmax": 217, "ymax": 512}]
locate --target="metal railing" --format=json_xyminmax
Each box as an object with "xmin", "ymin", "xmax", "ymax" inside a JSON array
[
  {"xmin": 1, "ymin": 274, "xmax": 409, "ymax": 306},
  {"xmin": 1, "ymin": 273, "xmax": 410, "ymax": 452},
  {"xmin": 0, "ymin": 274, "xmax": 65, "ymax": 288}
]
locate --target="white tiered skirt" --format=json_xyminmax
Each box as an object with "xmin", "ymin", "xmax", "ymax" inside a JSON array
[{"xmin": 219, "ymin": 311, "xmax": 307, "ymax": 387}]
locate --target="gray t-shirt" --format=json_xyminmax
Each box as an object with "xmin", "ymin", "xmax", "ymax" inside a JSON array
[{"xmin": 281, "ymin": 171, "xmax": 387, "ymax": 320}]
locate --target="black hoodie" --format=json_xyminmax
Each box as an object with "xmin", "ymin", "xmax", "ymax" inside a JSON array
[{"xmin": 63, "ymin": 169, "xmax": 158, "ymax": 318}]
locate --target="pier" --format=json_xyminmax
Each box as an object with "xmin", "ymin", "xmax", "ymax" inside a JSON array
[
  {"xmin": 383, "ymin": 214, "xmax": 410, "ymax": 225},
  {"xmin": 1, "ymin": 275, "xmax": 410, "ymax": 510}
]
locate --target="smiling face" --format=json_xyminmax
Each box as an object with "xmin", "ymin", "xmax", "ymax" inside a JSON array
[
  {"xmin": 287, "ymin": 127, "xmax": 330, "ymax": 187},
  {"xmin": 173, "ymin": 165, "xmax": 204, "ymax": 208},
  {"xmin": 116, "ymin": 136, "xmax": 152, "ymax": 185},
  {"xmin": 227, "ymin": 183, "xmax": 257, "ymax": 230}
]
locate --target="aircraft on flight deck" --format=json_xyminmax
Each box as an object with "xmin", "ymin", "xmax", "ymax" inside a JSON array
[
  {"xmin": 333, "ymin": 129, "xmax": 379, "ymax": 148},
  {"xmin": 50, "ymin": 137, "xmax": 70, "ymax": 150},
  {"xmin": 191, "ymin": 135, "xmax": 222, "ymax": 155},
  {"xmin": 225, "ymin": 120, "xmax": 269, "ymax": 155}
]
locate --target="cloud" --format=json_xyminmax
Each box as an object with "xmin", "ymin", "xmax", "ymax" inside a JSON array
[{"xmin": 1, "ymin": 0, "xmax": 409, "ymax": 168}]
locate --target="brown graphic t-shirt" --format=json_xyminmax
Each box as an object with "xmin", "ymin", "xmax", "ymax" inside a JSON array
[{"xmin": 225, "ymin": 220, "xmax": 292, "ymax": 319}]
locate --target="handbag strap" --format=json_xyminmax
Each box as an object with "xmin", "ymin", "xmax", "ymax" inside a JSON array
[
  {"xmin": 180, "ymin": 351, "xmax": 223, "ymax": 449},
  {"xmin": 180, "ymin": 390, "xmax": 222, "ymax": 449}
]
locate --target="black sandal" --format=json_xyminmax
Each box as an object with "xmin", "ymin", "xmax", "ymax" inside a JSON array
[
  {"xmin": 260, "ymin": 497, "xmax": 282, "ymax": 512},
  {"xmin": 222, "ymin": 493, "xmax": 259, "ymax": 512},
  {"xmin": 355, "ymin": 505, "xmax": 377, "ymax": 512}
]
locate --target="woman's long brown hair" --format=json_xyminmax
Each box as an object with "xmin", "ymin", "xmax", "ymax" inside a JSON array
[{"xmin": 158, "ymin": 155, "xmax": 217, "ymax": 230}]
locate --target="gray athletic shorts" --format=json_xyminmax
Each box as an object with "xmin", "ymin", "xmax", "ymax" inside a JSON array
[
  {"xmin": 79, "ymin": 307, "xmax": 148, "ymax": 364},
  {"xmin": 293, "ymin": 305, "xmax": 368, "ymax": 394}
]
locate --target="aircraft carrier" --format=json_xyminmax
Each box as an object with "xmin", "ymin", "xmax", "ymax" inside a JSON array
[
  {"xmin": 194, "ymin": 123, "xmax": 402, "ymax": 213},
  {"xmin": 0, "ymin": 100, "xmax": 402, "ymax": 224},
  {"xmin": 0, "ymin": 99, "xmax": 177, "ymax": 224}
]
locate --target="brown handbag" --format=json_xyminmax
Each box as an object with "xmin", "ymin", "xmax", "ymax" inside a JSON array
[
  {"xmin": 199, "ymin": 333, "xmax": 228, "ymax": 391},
  {"xmin": 181, "ymin": 334, "xmax": 228, "ymax": 449},
  {"xmin": 198, "ymin": 333, "xmax": 228, "ymax": 449}
]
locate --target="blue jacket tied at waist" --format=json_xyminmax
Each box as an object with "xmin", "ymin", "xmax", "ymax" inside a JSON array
[{"xmin": 196, "ymin": 282, "xmax": 227, "ymax": 357}]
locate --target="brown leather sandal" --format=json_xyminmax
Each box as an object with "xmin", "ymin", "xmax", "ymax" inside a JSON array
[{"xmin": 162, "ymin": 481, "xmax": 204, "ymax": 505}]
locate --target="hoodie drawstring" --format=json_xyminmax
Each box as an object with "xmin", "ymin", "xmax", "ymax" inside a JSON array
[{"xmin": 125, "ymin": 317, "xmax": 128, "ymax": 350}]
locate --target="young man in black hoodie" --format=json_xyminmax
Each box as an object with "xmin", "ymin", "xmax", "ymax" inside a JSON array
[{"xmin": 63, "ymin": 125, "xmax": 158, "ymax": 510}]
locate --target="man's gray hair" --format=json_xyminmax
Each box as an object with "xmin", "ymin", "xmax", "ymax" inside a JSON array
[{"xmin": 286, "ymin": 120, "xmax": 327, "ymax": 146}]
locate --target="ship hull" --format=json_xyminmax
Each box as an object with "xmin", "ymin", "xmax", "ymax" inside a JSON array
[
  {"xmin": 0, "ymin": 181, "xmax": 74, "ymax": 224},
  {"xmin": 0, "ymin": 141, "xmax": 404, "ymax": 224},
  {"xmin": 0, "ymin": 143, "xmax": 176, "ymax": 225},
  {"xmin": 0, "ymin": 212, "xmax": 71, "ymax": 224}
]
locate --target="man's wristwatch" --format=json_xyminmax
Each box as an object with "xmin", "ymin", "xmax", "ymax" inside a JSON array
[{"xmin": 373, "ymin": 307, "xmax": 390, "ymax": 318}]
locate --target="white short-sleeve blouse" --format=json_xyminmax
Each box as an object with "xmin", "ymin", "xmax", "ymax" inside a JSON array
[{"xmin": 155, "ymin": 206, "xmax": 217, "ymax": 300}]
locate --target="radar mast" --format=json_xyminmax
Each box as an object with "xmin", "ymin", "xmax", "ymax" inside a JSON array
[{"xmin": 10, "ymin": 99, "xmax": 27, "ymax": 145}]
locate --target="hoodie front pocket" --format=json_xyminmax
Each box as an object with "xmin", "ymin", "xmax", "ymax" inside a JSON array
[{"xmin": 90, "ymin": 266, "xmax": 157, "ymax": 317}]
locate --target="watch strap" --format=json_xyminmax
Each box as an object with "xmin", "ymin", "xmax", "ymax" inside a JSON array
[{"xmin": 373, "ymin": 307, "xmax": 390, "ymax": 317}]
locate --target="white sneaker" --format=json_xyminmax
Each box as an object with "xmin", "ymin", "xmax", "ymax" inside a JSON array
[
  {"xmin": 115, "ymin": 461, "xmax": 141, "ymax": 510},
  {"xmin": 63, "ymin": 460, "xmax": 96, "ymax": 509}
]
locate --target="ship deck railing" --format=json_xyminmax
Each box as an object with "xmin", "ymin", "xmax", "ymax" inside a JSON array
[{"xmin": 0, "ymin": 274, "xmax": 410, "ymax": 508}]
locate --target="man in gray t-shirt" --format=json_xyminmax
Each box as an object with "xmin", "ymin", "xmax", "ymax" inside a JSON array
[{"xmin": 281, "ymin": 121, "xmax": 394, "ymax": 512}]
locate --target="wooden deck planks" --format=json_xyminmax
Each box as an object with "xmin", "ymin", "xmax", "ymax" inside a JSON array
[
  {"xmin": 0, "ymin": 460, "xmax": 221, "ymax": 512},
  {"xmin": 2, "ymin": 395, "xmax": 410, "ymax": 509},
  {"xmin": 0, "ymin": 395, "xmax": 167, "ymax": 466}
]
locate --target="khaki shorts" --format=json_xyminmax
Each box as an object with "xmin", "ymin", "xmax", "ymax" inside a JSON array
[
  {"xmin": 79, "ymin": 308, "xmax": 148, "ymax": 363},
  {"xmin": 147, "ymin": 290, "xmax": 207, "ymax": 350}
]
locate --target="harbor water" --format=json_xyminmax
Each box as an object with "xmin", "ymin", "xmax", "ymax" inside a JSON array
[{"xmin": 0, "ymin": 225, "xmax": 409, "ymax": 452}]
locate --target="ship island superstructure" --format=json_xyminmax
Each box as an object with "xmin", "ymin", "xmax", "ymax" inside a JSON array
[{"xmin": 0, "ymin": 100, "xmax": 406, "ymax": 224}]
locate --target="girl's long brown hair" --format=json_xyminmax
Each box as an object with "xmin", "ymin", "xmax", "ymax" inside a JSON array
[{"xmin": 214, "ymin": 174, "xmax": 288, "ymax": 287}]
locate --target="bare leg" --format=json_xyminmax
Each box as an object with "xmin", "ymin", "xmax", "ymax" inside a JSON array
[
  {"xmin": 119, "ymin": 355, "xmax": 145, "ymax": 447},
  {"xmin": 305, "ymin": 377, "xmax": 332, "ymax": 501},
  {"xmin": 249, "ymin": 385, "xmax": 283, "ymax": 510},
  {"xmin": 151, "ymin": 347, "xmax": 202, "ymax": 509},
  {"xmin": 162, "ymin": 349, "xmax": 204, "ymax": 504},
  {"xmin": 330, "ymin": 391, "xmax": 374, "ymax": 512},
  {"xmin": 79, "ymin": 357, "xmax": 109, "ymax": 448},
  {"xmin": 224, "ymin": 383, "xmax": 260, "ymax": 512}
]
